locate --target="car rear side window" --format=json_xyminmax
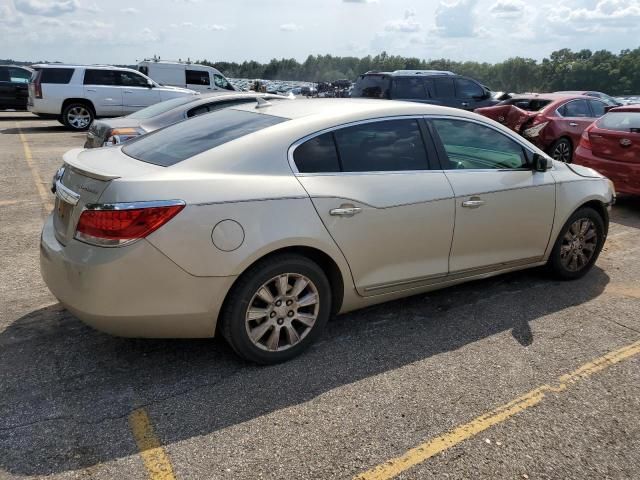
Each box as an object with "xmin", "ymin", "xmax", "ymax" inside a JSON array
[
  {"xmin": 84, "ymin": 69, "xmax": 117, "ymax": 85},
  {"xmin": 596, "ymin": 112, "xmax": 640, "ymax": 132},
  {"xmin": 334, "ymin": 119, "xmax": 429, "ymax": 172},
  {"xmin": 0, "ymin": 67, "xmax": 9, "ymax": 82},
  {"xmin": 393, "ymin": 78, "xmax": 428, "ymax": 100},
  {"xmin": 122, "ymin": 109, "xmax": 288, "ymax": 166},
  {"xmin": 186, "ymin": 69, "xmax": 210, "ymax": 86},
  {"xmin": 431, "ymin": 119, "xmax": 527, "ymax": 170},
  {"xmin": 293, "ymin": 132, "xmax": 341, "ymax": 173},
  {"xmin": 352, "ymin": 75, "xmax": 391, "ymax": 99},
  {"xmin": 40, "ymin": 68, "xmax": 74, "ymax": 84}
]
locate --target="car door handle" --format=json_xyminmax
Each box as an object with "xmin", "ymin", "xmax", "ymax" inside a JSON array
[
  {"xmin": 569, "ymin": 122, "xmax": 578, "ymax": 126},
  {"xmin": 86, "ymin": 88, "xmax": 96, "ymax": 92},
  {"xmin": 123, "ymin": 90, "xmax": 133, "ymax": 93},
  {"xmin": 330, "ymin": 206, "xmax": 362, "ymax": 217},
  {"xmin": 461, "ymin": 198, "xmax": 485, "ymax": 208},
  {"xmin": 461, "ymin": 102, "xmax": 469, "ymax": 107}
]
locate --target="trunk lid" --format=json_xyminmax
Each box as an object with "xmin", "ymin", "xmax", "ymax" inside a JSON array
[
  {"xmin": 589, "ymin": 128, "xmax": 640, "ymax": 163},
  {"xmin": 474, "ymin": 105, "xmax": 537, "ymax": 133},
  {"xmin": 53, "ymin": 147, "xmax": 161, "ymax": 245}
]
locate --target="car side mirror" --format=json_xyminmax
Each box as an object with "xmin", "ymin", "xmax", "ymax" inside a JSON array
[
  {"xmin": 147, "ymin": 81, "xmax": 154, "ymax": 88},
  {"xmin": 532, "ymin": 153, "xmax": 552, "ymax": 172}
]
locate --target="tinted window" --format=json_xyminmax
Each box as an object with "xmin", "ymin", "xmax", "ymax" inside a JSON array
[
  {"xmin": 9, "ymin": 67, "xmax": 31, "ymax": 83},
  {"xmin": 498, "ymin": 98, "xmax": 552, "ymax": 111},
  {"xmin": 455, "ymin": 78, "xmax": 484, "ymax": 98},
  {"xmin": 84, "ymin": 69, "xmax": 117, "ymax": 86},
  {"xmin": 122, "ymin": 109, "xmax": 287, "ymax": 166},
  {"xmin": 352, "ymin": 75, "xmax": 391, "ymax": 99},
  {"xmin": 433, "ymin": 78, "xmax": 455, "ymax": 97},
  {"xmin": 186, "ymin": 69, "xmax": 210, "ymax": 86},
  {"xmin": 393, "ymin": 78, "xmax": 427, "ymax": 100},
  {"xmin": 213, "ymin": 74, "xmax": 234, "ymax": 90},
  {"xmin": 40, "ymin": 68, "xmax": 74, "ymax": 84},
  {"xmin": 334, "ymin": 119, "xmax": 429, "ymax": 172},
  {"xmin": 596, "ymin": 112, "xmax": 640, "ymax": 132},
  {"xmin": 118, "ymin": 71, "xmax": 149, "ymax": 87},
  {"xmin": 293, "ymin": 132, "xmax": 341, "ymax": 173},
  {"xmin": 588, "ymin": 99, "xmax": 606, "ymax": 117},
  {"xmin": 138, "ymin": 66, "xmax": 149, "ymax": 75},
  {"xmin": 0, "ymin": 67, "xmax": 9, "ymax": 82},
  {"xmin": 432, "ymin": 119, "xmax": 527, "ymax": 169},
  {"xmin": 559, "ymin": 100, "xmax": 590, "ymax": 117}
]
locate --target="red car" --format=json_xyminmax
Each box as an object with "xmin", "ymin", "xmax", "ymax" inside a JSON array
[
  {"xmin": 574, "ymin": 105, "xmax": 640, "ymax": 196},
  {"xmin": 475, "ymin": 94, "xmax": 609, "ymax": 163}
]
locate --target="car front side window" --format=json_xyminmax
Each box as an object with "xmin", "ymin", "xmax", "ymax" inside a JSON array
[
  {"xmin": 431, "ymin": 118, "xmax": 528, "ymax": 170},
  {"xmin": 558, "ymin": 99, "xmax": 591, "ymax": 118},
  {"xmin": 118, "ymin": 71, "xmax": 149, "ymax": 87}
]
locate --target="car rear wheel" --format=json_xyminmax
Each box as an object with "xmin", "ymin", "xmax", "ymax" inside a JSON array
[
  {"xmin": 550, "ymin": 138, "xmax": 573, "ymax": 163},
  {"xmin": 548, "ymin": 207, "xmax": 605, "ymax": 280},
  {"xmin": 220, "ymin": 254, "xmax": 331, "ymax": 364},
  {"xmin": 62, "ymin": 102, "xmax": 94, "ymax": 131}
]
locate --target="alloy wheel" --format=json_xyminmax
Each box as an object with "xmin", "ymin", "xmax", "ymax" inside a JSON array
[
  {"xmin": 245, "ymin": 273, "xmax": 319, "ymax": 352},
  {"xmin": 552, "ymin": 141, "xmax": 571, "ymax": 162},
  {"xmin": 67, "ymin": 106, "xmax": 91, "ymax": 129},
  {"xmin": 560, "ymin": 218, "xmax": 598, "ymax": 272}
]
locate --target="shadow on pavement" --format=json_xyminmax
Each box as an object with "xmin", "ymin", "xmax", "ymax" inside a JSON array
[
  {"xmin": 0, "ymin": 126, "xmax": 70, "ymax": 135},
  {"xmin": 611, "ymin": 196, "xmax": 640, "ymax": 230},
  {"xmin": 0, "ymin": 266, "xmax": 609, "ymax": 475}
]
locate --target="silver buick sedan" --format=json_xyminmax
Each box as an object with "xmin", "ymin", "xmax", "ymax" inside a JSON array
[{"xmin": 41, "ymin": 99, "xmax": 615, "ymax": 363}]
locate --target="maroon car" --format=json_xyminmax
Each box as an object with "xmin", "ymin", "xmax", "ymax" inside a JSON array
[
  {"xmin": 574, "ymin": 105, "xmax": 640, "ymax": 196},
  {"xmin": 475, "ymin": 94, "xmax": 609, "ymax": 163}
]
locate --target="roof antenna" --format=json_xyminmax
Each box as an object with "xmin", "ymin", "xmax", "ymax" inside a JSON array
[{"xmin": 255, "ymin": 97, "xmax": 272, "ymax": 109}]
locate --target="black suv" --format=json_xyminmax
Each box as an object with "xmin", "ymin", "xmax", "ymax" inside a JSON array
[
  {"xmin": 351, "ymin": 70, "xmax": 498, "ymax": 111},
  {"xmin": 0, "ymin": 65, "xmax": 32, "ymax": 110}
]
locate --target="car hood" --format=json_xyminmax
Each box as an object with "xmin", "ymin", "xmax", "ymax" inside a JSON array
[{"xmin": 566, "ymin": 163, "xmax": 604, "ymax": 179}]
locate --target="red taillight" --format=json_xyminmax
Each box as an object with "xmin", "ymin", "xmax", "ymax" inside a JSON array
[
  {"xmin": 579, "ymin": 126, "xmax": 593, "ymax": 150},
  {"xmin": 33, "ymin": 71, "xmax": 43, "ymax": 99},
  {"xmin": 75, "ymin": 203, "xmax": 184, "ymax": 246}
]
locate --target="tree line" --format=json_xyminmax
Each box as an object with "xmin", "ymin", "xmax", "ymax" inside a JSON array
[
  {"xmin": 204, "ymin": 48, "xmax": 640, "ymax": 95},
  {"xmin": 4, "ymin": 47, "xmax": 639, "ymax": 94}
]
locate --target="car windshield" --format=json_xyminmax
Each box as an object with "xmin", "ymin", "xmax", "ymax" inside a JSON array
[
  {"xmin": 351, "ymin": 75, "xmax": 391, "ymax": 99},
  {"xmin": 122, "ymin": 109, "xmax": 288, "ymax": 166},
  {"xmin": 126, "ymin": 96, "xmax": 199, "ymax": 119},
  {"xmin": 596, "ymin": 112, "xmax": 640, "ymax": 132},
  {"xmin": 498, "ymin": 98, "xmax": 552, "ymax": 111}
]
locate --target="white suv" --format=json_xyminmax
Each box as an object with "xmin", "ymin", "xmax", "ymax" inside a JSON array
[{"xmin": 28, "ymin": 65, "xmax": 198, "ymax": 130}]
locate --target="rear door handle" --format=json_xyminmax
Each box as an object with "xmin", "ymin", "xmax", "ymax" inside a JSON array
[
  {"xmin": 330, "ymin": 206, "xmax": 362, "ymax": 217},
  {"xmin": 124, "ymin": 90, "xmax": 133, "ymax": 93},
  {"xmin": 461, "ymin": 102, "xmax": 469, "ymax": 107},
  {"xmin": 462, "ymin": 198, "xmax": 485, "ymax": 208},
  {"xmin": 86, "ymin": 88, "xmax": 96, "ymax": 92},
  {"xmin": 569, "ymin": 122, "xmax": 578, "ymax": 127}
]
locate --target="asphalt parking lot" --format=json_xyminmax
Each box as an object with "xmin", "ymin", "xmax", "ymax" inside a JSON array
[{"xmin": 1, "ymin": 111, "xmax": 639, "ymax": 480}]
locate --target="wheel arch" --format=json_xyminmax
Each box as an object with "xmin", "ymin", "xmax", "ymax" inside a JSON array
[{"xmin": 61, "ymin": 98, "xmax": 95, "ymax": 116}]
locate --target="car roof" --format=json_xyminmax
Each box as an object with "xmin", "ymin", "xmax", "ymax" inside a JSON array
[
  {"xmin": 0, "ymin": 65, "xmax": 33, "ymax": 70},
  {"xmin": 229, "ymin": 98, "xmax": 479, "ymax": 122},
  {"xmin": 508, "ymin": 93, "xmax": 589, "ymax": 101},
  {"xmin": 362, "ymin": 70, "xmax": 455, "ymax": 77},
  {"xmin": 609, "ymin": 105, "xmax": 640, "ymax": 113},
  {"xmin": 31, "ymin": 64, "xmax": 139, "ymax": 72},
  {"xmin": 165, "ymin": 92, "xmax": 288, "ymax": 110}
]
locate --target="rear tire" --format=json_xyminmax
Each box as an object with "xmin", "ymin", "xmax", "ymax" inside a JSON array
[
  {"xmin": 61, "ymin": 102, "xmax": 94, "ymax": 131},
  {"xmin": 548, "ymin": 207, "xmax": 605, "ymax": 280},
  {"xmin": 549, "ymin": 137, "xmax": 573, "ymax": 163},
  {"xmin": 220, "ymin": 254, "xmax": 331, "ymax": 364}
]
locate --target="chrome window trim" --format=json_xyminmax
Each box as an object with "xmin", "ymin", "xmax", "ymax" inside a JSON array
[
  {"xmin": 554, "ymin": 99, "xmax": 592, "ymax": 119},
  {"xmin": 287, "ymin": 113, "xmax": 544, "ymax": 176}
]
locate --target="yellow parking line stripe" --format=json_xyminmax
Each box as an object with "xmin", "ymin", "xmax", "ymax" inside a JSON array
[
  {"xmin": 355, "ymin": 339, "xmax": 640, "ymax": 480},
  {"xmin": 129, "ymin": 408, "xmax": 177, "ymax": 480},
  {"xmin": 0, "ymin": 198, "xmax": 37, "ymax": 207},
  {"xmin": 15, "ymin": 122, "xmax": 54, "ymax": 211}
]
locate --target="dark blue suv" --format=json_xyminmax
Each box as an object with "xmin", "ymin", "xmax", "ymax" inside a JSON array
[{"xmin": 351, "ymin": 70, "xmax": 498, "ymax": 111}]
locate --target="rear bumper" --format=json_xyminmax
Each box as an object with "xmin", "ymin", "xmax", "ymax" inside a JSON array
[
  {"xmin": 40, "ymin": 214, "xmax": 236, "ymax": 338},
  {"xmin": 574, "ymin": 146, "xmax": 640, "ymax": 196}
]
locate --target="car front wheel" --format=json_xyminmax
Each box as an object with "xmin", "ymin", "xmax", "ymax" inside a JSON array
[
  {"xmin": 548, "ymin": 207, "xmax": 605, "ymax": 280},
  {"xmin": 220, "ymin": 254, "xmax": 331, "ymax": 364},
  {"xmin": 62, "ymin": 102, "xmax": 94, "ymax": 131}
]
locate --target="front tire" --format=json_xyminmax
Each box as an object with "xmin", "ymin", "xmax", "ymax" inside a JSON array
[
  {"xmin": 62, "ymin": 102, "xmax": 94, "ymax": 131},
  {"xmin": 220, "ymin": 254, "xmax": 331, "ymax": 364},
  {"xmin": 548, "ymin": 207, "xmax": 605, "ymax": 280},
  {"xmin": 550, "ymin": 137, "xmax": 573, "ymax": 163}
]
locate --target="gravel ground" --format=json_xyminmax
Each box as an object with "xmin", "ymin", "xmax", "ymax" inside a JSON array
[{"xmin": 1, "ymin": 111, "xmax": 638, "ymax": 480}]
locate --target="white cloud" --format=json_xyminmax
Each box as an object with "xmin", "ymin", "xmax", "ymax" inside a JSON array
[
  {"xmin": 434, "ymin": 0, "xmax": 478, "ymax": 37},
  {"xmin": 204, "ymin": 24, "xmax": 228, "ymax": 31},
  {"xmin": 489, "ymin": 0, "xmax": 525, "ymax": 19},
  {"xmin": 385, "ymin": 10, "xmax": 421, "ymax": 33},
  {"xmin": 343, "ymin": 0, "xmax": 378, "ymax": 3},
  {"xmin": 0, "ymin": 5, "xmax": 23, "ymax": 26},
  {"xmin": 120, "ymin": 7, "xmax": 139, "ymax": 14},
  {"xmin": 549, "ymin": 0, "xmax": 640, "ymax": 32},
  {"xmin": 280, "ymin": 23, "xmax": 303, "ymax": 31},
  {"xmin": 14, "ymin": 0, "xmax": 79, "ymax": 16}
]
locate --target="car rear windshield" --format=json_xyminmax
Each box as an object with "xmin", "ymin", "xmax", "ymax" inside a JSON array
[
  {"xmin": 122, "ymin": 109, "xmax": 288, "ymax": 166},
  {"xmin": 37, "ymin": 68, "xmax": 74, "ymax": 84},
  {"xmin": 351, "ymin": 75, "xmax": 391, "ymax": 99},
  {"xmin": 126, "ymin": 96, "xmax": 199, "ymax": 119},
  {"xmin": 498, "ymin": 98, "xmax": 552, "ymax": 111},
  {"xmin": 596, "ymin": 112, "xmax": 640, "ymax": 133}
]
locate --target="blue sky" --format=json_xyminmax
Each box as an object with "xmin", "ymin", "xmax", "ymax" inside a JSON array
[{"xmin": 1, "ymin": 0, "xmax": 639, "ymax": 64}]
